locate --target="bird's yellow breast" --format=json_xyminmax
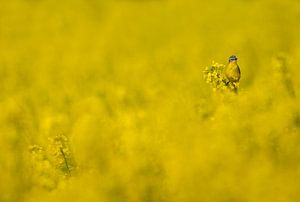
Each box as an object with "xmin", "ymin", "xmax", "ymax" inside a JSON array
[{"xmin": 225, "ymin": 62, "xmax": 241, "ymax": 82}]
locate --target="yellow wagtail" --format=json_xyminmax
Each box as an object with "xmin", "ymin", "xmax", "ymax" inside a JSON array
[{"xmin": 225, "ymin": 55, "xmax": 241, "ymax": 82}]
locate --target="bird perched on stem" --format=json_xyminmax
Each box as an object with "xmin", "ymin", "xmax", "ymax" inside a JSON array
[{"xmin": 225, "ymin": 55, "xmax": 241, "ymax": 82}]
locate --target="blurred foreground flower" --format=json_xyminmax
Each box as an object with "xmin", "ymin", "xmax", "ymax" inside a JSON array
[
  {"xmin": 29, "ymin": 134, "xmax": 75, "ymax": 190},
  {"xmin": 48, "ymin": 134, "xmax": 76, "ymax": 177}
]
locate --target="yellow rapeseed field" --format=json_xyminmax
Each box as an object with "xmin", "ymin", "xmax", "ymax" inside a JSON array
[{"xmin": 1, "ymin": 0, "xmax": 300, "ymax": 201}]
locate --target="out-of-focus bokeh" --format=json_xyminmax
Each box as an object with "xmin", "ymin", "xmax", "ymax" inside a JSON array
[{"xmin": 1, "ymin": 0, "xmax": 300, "ymax": 201}]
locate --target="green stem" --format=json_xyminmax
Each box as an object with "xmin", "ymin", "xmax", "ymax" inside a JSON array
[{"xmin": 60, "ymin": 147, "xmax": 71, "ymax": 176}]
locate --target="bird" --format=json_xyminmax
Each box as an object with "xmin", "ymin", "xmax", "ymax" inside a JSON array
[{"xmin": 225, "ymin": 55, "xmax": 241, "ymax": 82}]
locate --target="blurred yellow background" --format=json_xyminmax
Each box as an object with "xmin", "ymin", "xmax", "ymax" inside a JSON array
[{"xmin": 1, "ymin": 0, "xmax": 300, "ymax": 201}]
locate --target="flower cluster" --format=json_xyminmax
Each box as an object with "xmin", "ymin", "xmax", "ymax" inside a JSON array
[
  {"xmin": 48, "ymin": 134, "xmax": 75, "ymax": 177},
  {"xmin": 203, "ymin": 62, "xmax": 239, "ymax": 93},
  {"xmin": 28, "ymin": 134, "xmax": 75, "ymax": 190}
]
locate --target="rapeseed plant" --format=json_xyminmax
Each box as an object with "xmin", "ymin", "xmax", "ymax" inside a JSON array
[
  {"xmin": 29, "ymin": 134, "xmax": 75, "ymax": 190},
  {"xmin": 48, "ymin": 134, "xmax": 75, "ymax": 177}
]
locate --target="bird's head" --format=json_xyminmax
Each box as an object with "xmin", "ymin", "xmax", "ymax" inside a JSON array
[{"xmin": 228, "ymin": 55, "xmax": 238, "ymax": 62}]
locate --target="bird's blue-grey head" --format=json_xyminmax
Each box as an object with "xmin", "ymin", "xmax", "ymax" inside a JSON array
[{"xmin": 229, "ymin": 55, "xmax": 238, "ymax": 62}]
